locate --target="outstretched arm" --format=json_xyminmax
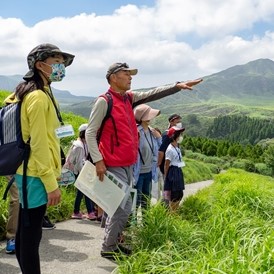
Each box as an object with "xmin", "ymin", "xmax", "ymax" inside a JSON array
[
  {"xmin": 131, "ymin": 78, "xmax": 203, "ymax": 107},
  {"xmin": 176, "ymin": 79, "xmax": 203, "ymax": 90}
]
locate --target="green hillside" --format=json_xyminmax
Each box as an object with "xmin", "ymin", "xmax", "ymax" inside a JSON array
[
  {"xmin": 60, "ymin": 59, "xmax": 274, "ymax": 121},
  {"xmin": 2, "ymin": 58, "xmax": 274, "ymax": 137}
]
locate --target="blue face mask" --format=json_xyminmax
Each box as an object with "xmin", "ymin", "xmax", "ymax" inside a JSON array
[{"xmin": 49, "ymin": 63, "xmax": 66, "ymax": 82}]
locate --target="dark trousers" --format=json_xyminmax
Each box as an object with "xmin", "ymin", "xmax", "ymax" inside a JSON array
[
  {"xmin": 16, "ymin": 204, "xmax": 46, "ymax": 274},
  {"xmin": 135, "ymin": 171, "xmax": 152, "ymax": 209},
  {"xmin": 74, "ymin": 189, "xmax": 94, "ymax": 213}
]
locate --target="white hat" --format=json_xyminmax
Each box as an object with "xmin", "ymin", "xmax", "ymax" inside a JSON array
[{"xmin": 78, "ymin": 123, "xmax": 88, "ymax": 132}]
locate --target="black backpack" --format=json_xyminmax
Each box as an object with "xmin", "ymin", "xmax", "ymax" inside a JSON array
[
  {"xmin": 0, "ymin": 102, "xmax": 30, "ymax": 176},
  {"xmin": 1, "ymin": 93, "xmax": 65, "ymax": 205},
  {"xmin": 0, "ymin": 101, "xmax": 30, "ymax": 213}
]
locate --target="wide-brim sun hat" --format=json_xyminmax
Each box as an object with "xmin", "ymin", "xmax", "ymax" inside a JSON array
[
  {"xmin": 23, "ymin": 43, "xmax": 75, "ymax": 80},
  {"xmin": 134, "ymin": 104, "xmax": 160, "ymax": 122},
  {"xmin": 106, "ymin": 62, "xmax": 138, "ymax": 80}
]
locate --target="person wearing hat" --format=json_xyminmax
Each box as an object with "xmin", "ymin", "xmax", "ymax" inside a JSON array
[
  {"xmin": 133, "ymin": 104, "xmax": 162, "ymax": 210},
  {"xmin": 4, "ymin": 43, "xmax": 74, "ymax": 274},
  {"xmin": 158, "ymin": 113, "xmax": 182, "ymax": 176},
  {"xmin": 168, "ymin": 114, "xmax": 182, "ymax": 128},
  {"xmin": 63, "ymin": 124, "xmax": 97, "ymax": 221},
  {"xmin": 85, "ymin": 62, "xmax": 202, "ymax": 260},
  {"xmin": 164, "ymin": 125, "xmax": 186, "ymax": 212}
]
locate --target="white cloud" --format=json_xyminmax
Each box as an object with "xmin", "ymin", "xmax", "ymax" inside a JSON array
[{"xmin": 1, "ymin": 0, "xmax": 274, "ymax": 96}]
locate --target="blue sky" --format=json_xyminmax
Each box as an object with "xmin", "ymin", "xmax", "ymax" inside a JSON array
[
  {"xmin": 1, "ymin": 0, "xmax": 274, "ymax": 96},
  {"xmin": 2, "ymin": 0, "xmax": 155, "ymax": 26}
]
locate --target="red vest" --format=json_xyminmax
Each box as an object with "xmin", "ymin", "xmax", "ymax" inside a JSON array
[{"xmin": 98, "ymin": 89, "xmax": 138, "ymax": 167}]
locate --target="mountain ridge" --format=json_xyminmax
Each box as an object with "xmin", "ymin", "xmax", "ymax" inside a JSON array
[
  {"xmin": 0, "ymin": 74, "xmax": 95, "ymax": 106},
  {"xmin": 1, "ymin": 58, "xmax": 274, "ymax": 118}
]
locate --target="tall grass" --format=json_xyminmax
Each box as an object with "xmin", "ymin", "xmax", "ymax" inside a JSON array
[
  {"xmin": 183, "ymin": 158, "xmax": 214, "ymax": 183},
  {"xmin": 117, "ymin": 169, "xmax": 274, "ymax": 273}
]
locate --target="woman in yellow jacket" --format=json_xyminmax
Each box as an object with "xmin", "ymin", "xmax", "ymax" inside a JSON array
[{"xmin": 5, "ymin": 43, "xmax": 74, "ymax": 274}]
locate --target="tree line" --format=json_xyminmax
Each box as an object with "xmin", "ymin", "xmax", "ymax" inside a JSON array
[
  {"xmin": 183, "ymin": 135, "xmax": 265, "ymax": 163},
  {"xmin": 206, "ymin": 115, "xmax": 274, "ymax": 145}
]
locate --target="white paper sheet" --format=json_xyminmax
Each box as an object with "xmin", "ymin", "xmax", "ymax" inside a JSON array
[{"xmin": 74, "ymin": 161, "xmax": 126, "ymax": 218}]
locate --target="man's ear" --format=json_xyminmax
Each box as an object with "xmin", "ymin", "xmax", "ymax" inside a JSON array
[{"xmin": 109, "ymin": 73, "xmax": 115, "ymax": 82}]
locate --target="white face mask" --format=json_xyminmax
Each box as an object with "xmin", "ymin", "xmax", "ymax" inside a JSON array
[
  {"xmin": 177, "ymin": 136, "xmax": 184, "ymax": 143},
  {"xmin": 176, "ymin": 122, "xmax": 182, "ymax": 128}
]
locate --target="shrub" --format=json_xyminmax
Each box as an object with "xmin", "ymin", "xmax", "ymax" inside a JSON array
[
  {"xmin": 255, "ymin": 163, "xmax": 272, "ymax": 176},
  {"xmin": 183, "ymin": 159, "xmax": 213, "ymax": 183}
]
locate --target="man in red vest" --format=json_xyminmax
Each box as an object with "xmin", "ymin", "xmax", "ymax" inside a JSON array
[{"xmin": 86, "ymin": 62, "xmax": 202, "ymax": 260}]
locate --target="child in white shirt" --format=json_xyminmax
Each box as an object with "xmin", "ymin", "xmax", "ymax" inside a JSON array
[{"xmin": 164, "ymin": 126, "xmax": 185, "ymax": 212}]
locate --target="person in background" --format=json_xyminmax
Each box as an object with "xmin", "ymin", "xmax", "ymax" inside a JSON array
[
  {"xmin": 164, "ymin": 125, "xmax": 186, "ymax": 212},
  {"xmin": 5, "ymin": 180, "xmax": 19, "ymax": 254},
  {"xmin": 4, "ymin": 43, "xmax": 74, "ymax": 274},
  {"xmin": 158, "ymin": 114, "xmax": 182, "ymax": 177},
  {"xmin": 151, "ymin": 127, "xmax": 164, "ymax": 202},
  {"xmin": 86, "ymin": 61, "xmax": 202, "ymax": 260},
  {"xmin": 64, "ymin": 123, "xmax": 97, "ymax": 220},
  {"xmin": 133, "ymin": 104, "xmax": 162, "ymax": 210}
]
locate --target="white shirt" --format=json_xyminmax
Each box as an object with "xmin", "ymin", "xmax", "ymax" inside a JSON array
[{"xmin": 165, "ymin": 144, "xmax": 182, "ymax": 167}]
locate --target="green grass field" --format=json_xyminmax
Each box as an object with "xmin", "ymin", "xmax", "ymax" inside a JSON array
[{"xmin": 116, "ymin": 169, "xmax": 274, "ymax": 273}]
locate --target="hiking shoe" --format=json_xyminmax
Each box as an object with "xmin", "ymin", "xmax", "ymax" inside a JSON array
[
  {"xmin": 86, "ymin": 212, "xmax": 97, "ymax": 220},
  {"xmin": 101, "ymin": 246, "xmax": 131, "ymax": 261},
  {"xmin": 100, "ymin": 250, "xmax": 116, "ymax": 261},
  {"xmin": 71, "ymin": 212, "xmax": 83, "ymax": 219},
  {"xmin": 117, "ymin": 244, "xmax": 132, "ymax": 255},
  {"xmin": 100, "ymin": 249, "xmax": 123, "ymax": 261},
  {"xmin": 42, "ymin": 216, "xmax": 56, "ymax": 230},
  {"xmin": 6, "ymin": 239, "xmax": 15, "ymax": 254},
  {"xmin": 95, "ymin": 215, "xmax": 102, "ymax": 223}
]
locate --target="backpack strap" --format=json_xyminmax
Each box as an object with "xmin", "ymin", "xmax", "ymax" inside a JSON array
[
  {"xmin": 138, "ymin": 148, "xmax": 145, "ymax": 165},
  {"xmin": 96, "ymin": 92, "xmax": 113, "ymax": 143},
  {"xmin": 137, "ymin": 125, "xmax": 145, "ymax": 165},
  {"xmin": 60, "ymin": 147, "xmax": 66, "ymax": 166},
  {"xmin": 2, "ymin": 176, "xmax": 15, "ymax": 200},
  {"xmin": 96, "ymin": 91, "xmax": 133, "ymax": 145},
  {"xmin": 22, "ymin": 144, "xmax": 31, "ymax": 227},
  {"xmin": 2, "ymin": 143, "xmax": 31, "ymax": 225},
  {"xmin": 100, "ymin": 91, "xmax": 113, "ymax": 131}
]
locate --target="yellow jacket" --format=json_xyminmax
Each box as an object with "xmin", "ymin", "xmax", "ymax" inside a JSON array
[{"xmin": 5, "ymin": 87, "xmax": 61, "ymax": 193}]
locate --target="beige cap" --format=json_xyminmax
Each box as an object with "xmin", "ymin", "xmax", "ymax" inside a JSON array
[{"xmin": 134, "ymin": 104, "xmax": 160, "ymax": 122}]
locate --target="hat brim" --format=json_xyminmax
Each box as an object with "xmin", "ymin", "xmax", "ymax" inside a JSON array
[
  {"xmin": 177, "ymin": 128, "xmax": 185, "ymax": 134},
  {"xmin": 172, "ymin": 126, "xmax": 185, "ymax": 132},
  {"xmin": 23, "ymin": 50, "xmax": 75, "ymax": 80},
  {"xmin": 167, "ymin": 127, "xmax": 185, "ymax": 137},
  {"xmin": 142, "ymin": 109, "xmax": 160, "ymax": 121},
  {"xmin": 50, "ymin": 50, "xmax": 75, "ymax": 67},
  {"xmin": 106, "ymin": 67, "xmax": 138, "ymax": 80},
  {"xmin": 23, "ymin": 69, "xmax": 35, "ymax": 80},
  {"xmin": 126, "ymin": 68, "xmax": 138, "ymax": 76}
]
